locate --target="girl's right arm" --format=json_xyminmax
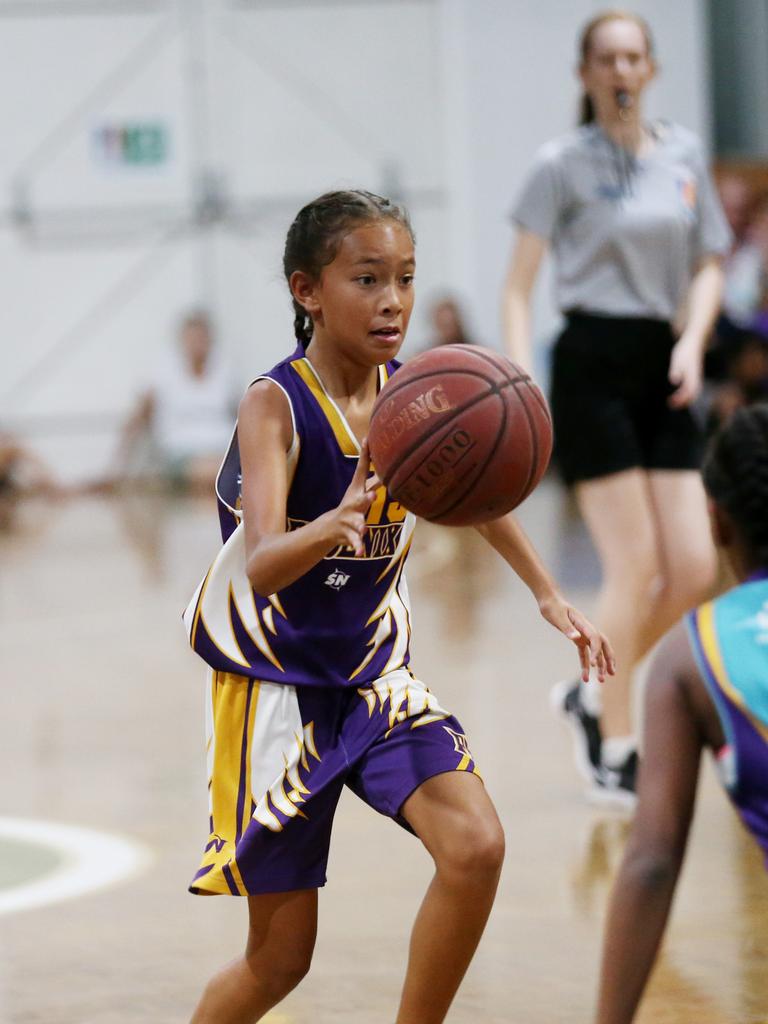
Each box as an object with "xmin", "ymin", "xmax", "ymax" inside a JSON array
[
  {"xmin": 501, "ymin": 228, "xmax": 548, "ymax": 372},
  {"xmin": 239, "ymin": 381, "xmax": 377, "ymax": 597}
]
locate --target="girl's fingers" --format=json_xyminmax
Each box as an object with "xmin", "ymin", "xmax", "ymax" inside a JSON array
[
  {"xmin": 567, "ymin": 607, "xmax": 596, "ymax": 648},
  {"xmin": 346, "ymin": 529, "xmax": 365, "ymax": 557},
  {"xmin": 564, "ymin": 607, "xmax": 616, "ymax": 682},
  {"xmin": 578, "ymin": 642, "xmax": 590, "ymax": 683},
  {"xmin": 594, "ymin": 648, "xmax": 606, "ymax": 684}
]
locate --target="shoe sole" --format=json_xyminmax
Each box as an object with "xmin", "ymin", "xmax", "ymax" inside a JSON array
[
  {"xmin": 586, "ymin": 783, "xmax": 637, "ymax": 813},
  {"xmin": 549, "ymin": 679, "xmax": 601, "ymax": 787}
]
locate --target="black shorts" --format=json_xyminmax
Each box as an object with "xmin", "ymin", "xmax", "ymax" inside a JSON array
[{"xmin": 550, "ymin": 313, "xmax": 703, "ymax": 486}]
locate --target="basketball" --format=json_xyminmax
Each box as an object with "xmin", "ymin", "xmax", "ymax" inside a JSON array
[{"xmin": 368, "ymin": 345, "xmax": 552, "ymax": 526}]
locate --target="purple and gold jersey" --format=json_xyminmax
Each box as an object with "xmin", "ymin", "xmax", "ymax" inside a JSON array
[
  {"xmin": 687, "ymin": 573, "xmax": 768, "ymax": 864},
  {"xmin": 183, "ymin": 344, "xmax": 416, "ymax": 689}
]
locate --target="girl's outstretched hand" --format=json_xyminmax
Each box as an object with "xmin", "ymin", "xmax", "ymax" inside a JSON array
[{"xmin": 538, "ymin": 593, "xmax": 616, "ymax": 683}]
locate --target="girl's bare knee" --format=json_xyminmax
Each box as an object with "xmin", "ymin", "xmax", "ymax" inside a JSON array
[
  {"xmin": 435, "ymin": 813, "xmax": 505, "ymax": 883},
  {"xmin": 243, "ymin": 949, "xmax": 313, "ymax": 1004}
]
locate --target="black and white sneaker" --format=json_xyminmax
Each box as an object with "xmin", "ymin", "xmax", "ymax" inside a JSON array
[
  {"xmin": 591, "ymin": 751, "xmax": 638, "ymax": 812},
  {"xmin": 550, "ymin": 679, "xmax": 603, "ymax": 786}
]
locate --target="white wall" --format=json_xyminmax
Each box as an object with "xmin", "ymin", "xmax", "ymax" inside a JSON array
[
  {"xmin": 0, "ymin": 0, "xmax": 449, "ymax": 480},
  {"xmin": 0, "ymin": 0, "xmax": 711, "ymax": 480}
]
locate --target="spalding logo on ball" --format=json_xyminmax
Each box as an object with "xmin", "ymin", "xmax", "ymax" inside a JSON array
[{"xmin": 368, "ymin": 345, "xmax": 553, "ymax": 526}]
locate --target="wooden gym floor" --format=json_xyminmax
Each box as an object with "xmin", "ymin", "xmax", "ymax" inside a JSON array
[{"xmin": 1, "ymin": 480, "xmax": 767, "ymax": 1024}]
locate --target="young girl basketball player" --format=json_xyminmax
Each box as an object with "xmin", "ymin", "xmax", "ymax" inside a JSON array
[
  {"xmin": 184, "ymin": 190, "xmax": 614, "ymax": 1024},
  {"xmin": 596, "ymin": 404, "xmax": 768, "ymax": 1023}
]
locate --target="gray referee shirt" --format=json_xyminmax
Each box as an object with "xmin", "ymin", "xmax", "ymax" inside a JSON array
[{"xmin": 512, "ymin": 121, "xmax": 732, "ymax": 321}]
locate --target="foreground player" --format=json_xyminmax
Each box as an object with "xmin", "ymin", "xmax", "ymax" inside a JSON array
[
  {"xmin": 184, "ymin": 190, "xmax": 614, "ymax": 1024},
  {"xmin": 596, "ymin": 404, "xmax": 768, "ymax": 1024}
]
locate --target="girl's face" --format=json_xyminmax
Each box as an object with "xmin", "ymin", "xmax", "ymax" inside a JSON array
[
  {"xmin": 294, "ymin": 220, "xmax": 415, "ymax": 365},
  {"xmin": 580, "ymin": 18, "xmax": 655, "ymax": 118}
]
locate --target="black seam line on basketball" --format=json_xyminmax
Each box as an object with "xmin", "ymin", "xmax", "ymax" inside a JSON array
[
  {"xmin": 379, "ymin": 363, "xmax": 530, "ymax": 408},
  {"xmin": 378, "ymin": 366, "xmax": 501, "ymax": 410},
  {"xmin": 461, "ymin": 346, "xmax": 532, "ymax": 387},
  {"xmin": 510, "ymin": 378, "xmax": 539, "ymax": 504},
  {"xmin": 523, "ymin": 377, "xmax": 553, "ymax": 425},
  {"xmin": 421, "ymin": 389, "xmax": 512, "ymax": 524},
  {"xmin": 378, "ymin": 377, "xmax": 517, "ymax": 484},
  {"xmin": 431, "ymin": 392, "xmax": 509, "ymax": 523},
  {"xmin": 401, "ymin": 435, "xmax": 480, "ymax": 497},
  {"xmin": 395, "ymin": 427, "xmax": 480, "ymax": 510}
]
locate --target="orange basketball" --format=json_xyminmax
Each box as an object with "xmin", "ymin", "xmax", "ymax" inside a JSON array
[{"xmin": 369, "ymin": 345, "xmax": 552, "ymax": 526}]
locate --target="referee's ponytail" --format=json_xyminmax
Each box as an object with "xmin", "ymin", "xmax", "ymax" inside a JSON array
[{"xmin": 580, "ymin": 95, "xmax": 596, "ymax": 126}]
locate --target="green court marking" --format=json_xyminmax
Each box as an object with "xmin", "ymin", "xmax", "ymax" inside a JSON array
[
  {"xmin": 0, "ymin": 836, "xmax": 64, "ymax": 890},
  {"xmin": 0, "ymin": 818, "xmax": 152, "ymax": 916}
]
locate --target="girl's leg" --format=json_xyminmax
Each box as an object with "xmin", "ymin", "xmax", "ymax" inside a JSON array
[
  {"xmin": 190, "ymin": 889, "xmax": 317, "ymax": 1024},
  {"xmin": 395, "ymin": 771, "xmax": 505, "ymax": 1024},
  {"xmin": 634, "ymin": 470, "xmax": 717, "ymax": 656},
  {"xmin": 575, "ymin": 469, "xmax": 660, "ymax": 739}
]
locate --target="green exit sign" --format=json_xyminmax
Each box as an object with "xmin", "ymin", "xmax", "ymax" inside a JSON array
[{"xmin": 94, "ymin": 122, "xmax": 169, "ymax": 167}]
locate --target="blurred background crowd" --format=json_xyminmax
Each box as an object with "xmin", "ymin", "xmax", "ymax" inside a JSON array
[{"xmin": 5, "ymin": 162, "xmax": 768, "ymax": 523}]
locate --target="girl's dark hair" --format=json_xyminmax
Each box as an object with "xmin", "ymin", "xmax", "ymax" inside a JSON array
[
  {"xmin": 283, "ymin": 189, "xmax": 414, "ymax": 345},
  {"xmin": 578, "ymin": 10, "xmax": 654, "ymax": 125},
  {"xmin": 702, "ymin": 404, "xmax": 768, "ymax": 567}
]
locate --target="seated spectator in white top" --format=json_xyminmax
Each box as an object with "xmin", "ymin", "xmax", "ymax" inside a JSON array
[
  {"xmin": 120, "ymin": 310, "xmax": 237, "ymax": 492},
  {"xmin": 0, "ymin": 429, "xmax": 58, "ymax": 530}
]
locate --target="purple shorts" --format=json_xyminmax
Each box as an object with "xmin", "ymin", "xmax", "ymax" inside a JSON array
[{"xmin": 190, "ymin": 668, "xmax": 479, "ymax": 896}]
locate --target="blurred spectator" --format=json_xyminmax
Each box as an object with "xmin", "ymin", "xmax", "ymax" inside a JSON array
[
  {"xmin": 118, "ymin": 310, "xmax": 237, "ymax": 493},
  {"xmin": 707, "ymin": 180, "xmax": 766, "ymax": 372},
  {"xmin": 717, "ymin": 172, "xmax": 754, "ymax": 247},
  {"xmin": 707, "ymin": 186, "xmax": 768, "ymax": 428},
  {"xmin": 721, "ymin": 190, "xmax": 768, "ymax": 328},
  {"xmin": 0, "ymin": 430, "xmax": 57, "ymax": 530},
  {"xmin": 427, "ymin": 295, "xmax": 475, "ymax": 348}
]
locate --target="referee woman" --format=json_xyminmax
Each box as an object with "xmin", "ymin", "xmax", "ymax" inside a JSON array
[{"xmin": 503, "ymin": 10, "xmax": 731, "ymax": 806}]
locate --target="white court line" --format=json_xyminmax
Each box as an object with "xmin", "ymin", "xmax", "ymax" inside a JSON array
[{"xmin": 0, "ymin": 817, "xmax": 152, "ymax": 917}]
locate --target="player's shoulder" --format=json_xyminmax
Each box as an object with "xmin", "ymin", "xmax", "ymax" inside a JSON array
[
  {"xmin": 652, "ymin": 618, "xmax": 697, "ymax": 679},
  {"xmin": 239, "ymin": 345, "xmax": 303, "ymax": 433},
  {"xmin": 644, "ymin": 617, "xmax": 711, "ymax": 733}
]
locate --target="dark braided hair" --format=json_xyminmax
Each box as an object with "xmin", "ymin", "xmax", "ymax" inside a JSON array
[
  {"xmin": 702, "ymin": 404, "xmax": 768, "ymax": 568},
  {"xmin": 282, "ymin": 190, "xmax": 414, "ymax": 346}
]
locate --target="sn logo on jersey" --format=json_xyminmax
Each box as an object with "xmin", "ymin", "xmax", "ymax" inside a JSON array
[{"xmin": 325, "ymin": 568, "xmax": 350, "ymax": 590}]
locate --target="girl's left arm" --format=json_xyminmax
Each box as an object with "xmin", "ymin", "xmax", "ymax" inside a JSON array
[
  {"xmin": 596, "ymin": 623, "xmax": 704, "ymax": 1024},
  {"xmin": 669, "ymin": 255, "xmax": 725, "ymax": 409},
  {"xmin": 476, "ymin": 514, "xmax": 615, "ymax": 682}
]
